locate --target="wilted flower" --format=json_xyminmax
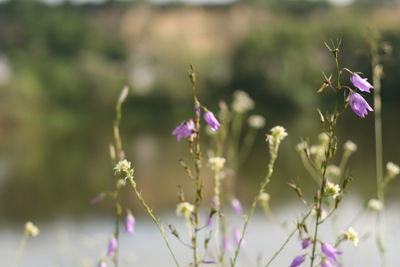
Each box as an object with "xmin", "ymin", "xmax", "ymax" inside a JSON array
[
  {"xmin": 289, "ymin": 255, "xmax": 306, "ymax": 267},
  {"xmin": 176, "ymin": 202, "xmax": 195, "ymax": 219},
  {"xmin": 248, "ymin": 115, "xmax": 265, "ymax": 129},
  {"xmin": 204, "ymin": 111, "xmax": 221, "ymax": 131},
  {"xmin": 232, "ymin": 90, "xmax": 255, "ymax": 113},
  {"xmin": 367, "ymin": 198, "xmax": 384, "ymax": 211},
  {"xmin": 321, "ymin": 243, "xmax": 342, "ymax": 263},
  {"xmin": 343, "ymin": 227, "xmax": 359, "ymax": 247},
  {"xmin": 125, "ymin": 211, "xmax": 135, "ymax": 234},
  {"xmin": 301, "ymin": 238, "xmax": 311, "ymax": 249},
  {"xmin": 343, "ymin": 140, "xmax": 357, "ymax": 153},
  {"xmin": 386, "ymin": 161, "xmax": 400, "ymax": 179},
  {"xmin": 25, "ymin": 221, "xmax": 39, "ymax": 237},
  {"xmin": 325, "ymin": 182, "xmax": 340, "ymax": 199},
  {"xmin": 350, "ymin": 73, "xmax": 373, "ymax": 93},
  {"xmin": 349, "ymin": 93, "xmax": 373, "ymax": 118},
  {"xmin": 208, "ymin": 157, "xmax": 226, "ymax": 171},
  {"xmin": 172, "ymin": 120, "xmax": 195, "ymax": 142},
  {"xmin": 321, "ymin": 260, "xmax": 334, "ymax": 267},
  {"xmin": 231, "ymin": 198, "xmax": 243, "ymax": 215},
  {"xmin": 234, "ymin": 228, "xmax": 245, "ymax": 246},
  {"xmin": 107, "ymin": 236, "xmax": 118, "ymax": 258}
]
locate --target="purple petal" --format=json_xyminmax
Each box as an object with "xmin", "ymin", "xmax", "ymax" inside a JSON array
[
  {"xmin": 172, "ymin": 120, "xmax": 195, "ymax": 142},
  {"xmin": 349, "ymin": 93, "xmax": 373, "ymax": 118},
  {"xmin": 98, "ymin": 261, "xmax": 107, "ymax": 267},
  {"xmin": 321, "ymin": 243, "xmax": 342, "ymax": 263},
  {"xmin": 204, "ymin": 111, "xmax": 221, "ymax": 131},
  {"xmin": 321, "ymin": 260, "xmax": 335, "ymax": 267},
  {"xmin": 125, "ymin": 213, "xmax": 135, "ymax": 234},
  {"xmin": 107, "ymin": 236, "xmax": 118, "ymax": 258},
  {"xmin": 223, "ymin": 236, "xmax": 233, "ymax": 251},
  {"xmin": 301, "ymin": 238, "xmax": 311, "ymax": 249},
  {"xmin": 350, "ymin": 73, "xmax": 373, "ymax": 93},
  {"xmin": 234, "ymin": 228, "xmax": 246, "ymax": 246},
  {"xmin": 231, "ymin": 199, "xmax": 243, "ymax": 215},
  {"xmin": 289, "ymin": 255, "xmax": 306, "ymax": 267},
  {"xmin": 203, "ymin": 259, "xmax": 217, "ymax": 264}
]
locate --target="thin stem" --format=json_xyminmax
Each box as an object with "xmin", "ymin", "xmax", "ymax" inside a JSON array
[
  {"xmin": 13, "ymin": 231, "xmax": 28, "ymax": 267},
  {"xmin": 128, "ymin": 178, "xmax": 181, "ymax": 267}
]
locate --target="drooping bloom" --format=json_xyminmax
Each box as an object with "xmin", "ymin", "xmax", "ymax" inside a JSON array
[
  {"xmin": 321, "ymin": 260, "xmax": 335, "ymax": 267},
  {"xmin": 321, "ymin": 243, "xmax": 342, "ymax": 263},
  {"xmin": 107, "ymin": 236, "xmax": 118, "ymax": 258},
  {"xmin": 231, "ymin": 198, "xmax": 243, "ymax": 215},
  {"xmin": 234, "ymin": 228, "xmax": 246, "ymax": 246},
  {"xmin": 289, "ymin": 255, "xmax": 306, "ymax": 267},
  {"xmin": 301, "ymin": 238, "xmax": 311, "ymax": 249},
  {"xmin": 125, "ymin": 212, "xmax": 135, "ymax": 234},
  {"xmin": 204, "ymin": 111, "xmax": 221, "ymax": 131},
  {"xmin": 350, "ymin": 73, "xmax": 373, "ymax": 93},
  {"xmin": 172, "ymin": 120, "xmax": 195, "ymax": 142},
  {"xmin": 349, "ymin": 93, "xmax": 373, "ymax": 118}
]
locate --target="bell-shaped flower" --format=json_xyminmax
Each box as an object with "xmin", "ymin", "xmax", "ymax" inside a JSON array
[
  {"xmin": 172, "ymin": 120, "xmax": 195, "ymax": 142},
  {"xmin": 350, "ymin": 73, "xmax": 373, "ymax": 93},
  {"xmin": 107, "ymin": 235, "xmax": 118, "ymax": 258},
  {"xmin": 125, "ymin": 211, "xmax": 135, "ymax": 234},
  {"xmin": 349, "ymin": 93, "xmax": 373, "ymax": 118},
  {"xmin": 289, "ymin": 255, "xmax": 306, "ymax": 267},
  {"xmin": 204, "ymin": 111, "xmax": 221, "ymax": 131},
  {"xmin": 321, "ymin": 243, "xmax": 342, "ymax": 263}
]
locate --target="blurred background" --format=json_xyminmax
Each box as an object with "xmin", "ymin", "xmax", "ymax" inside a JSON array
[{"xmin": 0, "ymin": 0, "xmax": 400, "ymax": 266}]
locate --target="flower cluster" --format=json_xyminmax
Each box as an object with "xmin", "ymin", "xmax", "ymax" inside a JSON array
[
  {"xmin": 24, "ymin": 221, "xmax": 39, "ymax": 237},
  {"xmin": 348, "ymin": 72, "xmax": 374, "ymax": 118}
]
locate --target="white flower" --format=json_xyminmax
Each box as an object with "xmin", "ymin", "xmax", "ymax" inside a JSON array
[
  {"xmin": 232, "ymin": 90, "xmax": 255, "ymax": 113},
  {"xmin": 266, "ymin": 126, "xmax": 288, "ymax": 145},
  {"xmin": 25, "ymin": 221, "xmax": 39, "ymax": 237},
  {"xmin": 310, "ymin": 145, "xmax": 324, "ymax": 157},
  {"xmin": 296, "ymin": 141, "xmax": 307, "ymax": 152},
  {"xmin": 326, "ymin": 165, "xmax": 341, "ymax": 178},
  {"xmin": 367, "ymin": 198, "xmax": 383, "ymax": 211},
  {"xmin": 208, "ymin": 157, "xmax": 226, "ymax": 171},
  {"xmin": 344, "ymin": 227, "xmax": 359, "ymax": 247},
  {"xmin": 386, "ymin": 162, "xmax": 400, "ymax": 179},
  {"xmin": 176, "ymin": 202, "xmax": 195, "ymax": 219},
  {"xmin": 343, "ymin": 140, "xmax": 357, "ymax": 152},
  {"xmin": 318, "ymin": 132, "xmax": 329, "ymax": 144},
  {"xmin": 248, "ymin": 115, "xmax": 265, "ymax": 129},
  {"xmin": 325, "ymin": 182, "xmax": 340, "ymax": 199},
  {"xmin": 258, "ymin": 192, "xmax": 270, "ymax": 202},
  {"xmin": 114, "ymin": 160, "xmax": 131, "ymax": 174}
]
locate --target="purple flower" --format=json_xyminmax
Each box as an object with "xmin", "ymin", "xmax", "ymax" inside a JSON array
[
  {"xmin": 195, "ymin": 104, "xmax": 201, "ymax": 117},
  {"xmin": 301, "ymin": 238, "xmax": 311, "ymax": 249},
  {"xmin": 350, "ymin": 73, "xmax": 373, "ymax": 93},
  {"xmin": 125, "ymin": 213, "xmax": 135, "ymax": 234},
  {"xmin": 223, "ymin": 236, "xmax": 233, "ymax": 251},
  {"xmin": 349, "ymin": 93, "xmax": 373, "ymax": 118},
  {"xmin": 98, "ymin": 261, "xmax": 107, "ymax": 267},
  {"xmin": 203, "ymin": 259, "xmax": 217, "ymax": 264},
  {"xmin": 204, "ymin": 111, "xmax": 221, "ymax": 131},
  {"xmin": 107, "ymin": 236, "xmax": 118, "ymax": 258},
  {"xmin": 172, "ymin": 120, "xmax": 195, "ymax": 142},
  {"xmin": 321, "ymin": 243, "xmax": 342, "ymax": 263},
  {"xmin": 234, "ymin": 228, "xmax": 246, "ymax": 246},
  {"xmin": 321, "ymin": 260, "xmax": 335, "ymax": 267},
  {"xmin": 231, "ymin": 198, "xmax": 243, "ymax": 215},
  {"xmin": 289, "ymin": 255, "xmax": 306, "ymax": 267}
]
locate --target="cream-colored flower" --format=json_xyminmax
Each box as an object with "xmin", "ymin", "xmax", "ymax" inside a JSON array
[
  {"xmin": 386, "ymin": 162, "xmax": 400, "ymax": 179},
  {"xmin": 114, "ymin": 160, "xmax": 131, "ymax": 174},
  {"xmin": 343, "ymin": 140, "xmax": 357, "ymax": 153},
  {"xmin": 232, "ymin": 90, "xmax": 255, "ymax": 113},
  {"xmin": 176, "ymin": 202, "xmax": 195, "ymax": 219},
  {"xmin": 208, "ymin": 157, "xmax": 226, "ymax": 171},
  {"xmin": 367, "ymin": 198, "xmax": 384, "ymax": 211},
  {"xmin": 248, "ymin": 115, "xmax": 265, "ymax": 129},
  {"xmin": 326, "ymin": 165, "xmax": 341, "ymax": 178},
  {"xmin": 344, "ymin": 227, "xmax": 359, "ymax": 247},
  {"xmin": 266, "ymin": 126, "xmax": 288, "ymax": 145},
  {"xmin": 25, "ymin": 221, "xmax": 39, "ymax": 237},
  {"xmin": 318, "ymin": 132, "xmax": 329, "ymax": 144},
  {"xmin": 325, "ymin": 182, "xmax": 340, "ymax": 199}
]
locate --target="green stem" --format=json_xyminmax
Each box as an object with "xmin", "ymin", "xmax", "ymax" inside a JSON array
[{"xmin": 13, "ymin": 231, "xmax": 28, "ymax": 267}]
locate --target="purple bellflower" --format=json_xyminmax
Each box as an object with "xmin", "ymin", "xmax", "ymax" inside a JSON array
[
  {"xmin": 125, "ymin": 212, "xmax": 135, "ymax": 234},
  {"xmin": 321, "ymin": 260, "xmax": 335, "ymax": 267},
  {"xmin": 234, "ymin": 228, "xmax": 246, "ymax": 246},
  {"xmin": 107, "ymin": 236, "xmax": 118, "ymax": 258},
  {"xmin": 203, "ymin": 259, "xmax": 217, "ymax": 264},
  {"xmin": 349, "ymin": 93, "xmax": 373, "ymax": 118},
  {"xmin": 172, "ymin": 120, "xmax": 195, "ymax": 142},
  {"xmin": 301, "ymin": 238, "xmax": 311, "ymax": 249},
  {"xmin": 350, "ymin": 73, "xmax": 373, "ymax": 93},
  {"xmin": 289, "ymin": 255, "xmax": 306, "ymax": 267},
  {"xmin": 321, "ymin": 243, "xmax": 342, "ymax": 263},
  {"xmin": 204, "ymin": 111, "xmax": 221, "ymax": 131},
  {"xmin": 231, "ymin": 198, "xmax": 243, "ymax": 215}
]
